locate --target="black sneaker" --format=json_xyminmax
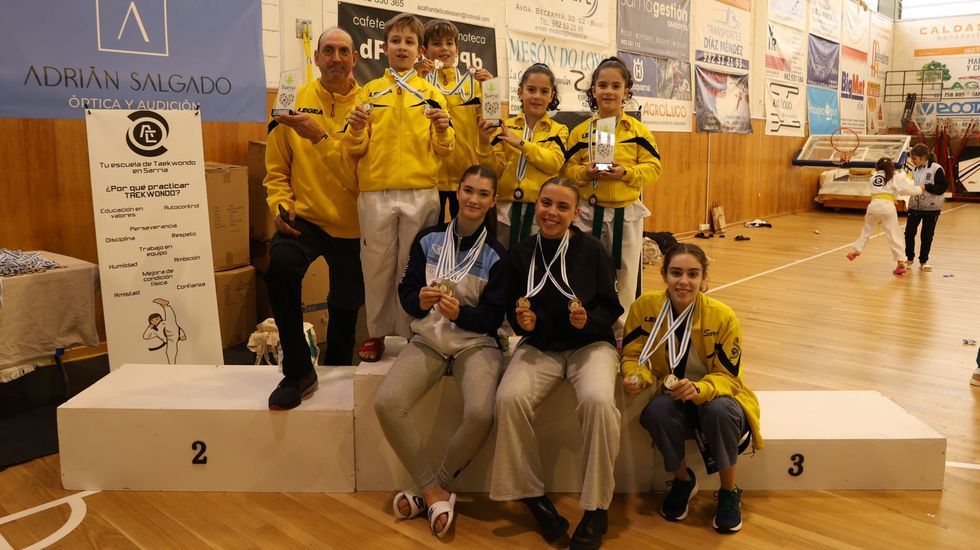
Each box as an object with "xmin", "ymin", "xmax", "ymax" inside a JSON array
[
  {"xmin": 713, "ymin": 487, "xmax": 743, "ymax": 533},
  {"xmin": 661, "ymin": 468, "xmax": 698, "ymax": 521},
  {"xmin": 268, "ymin": 369, "xmax": 318, "ymax": 410}
]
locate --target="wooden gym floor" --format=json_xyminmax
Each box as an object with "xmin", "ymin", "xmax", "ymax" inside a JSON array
[{"xmin": 2, "ymin": 205, "xmax": 979, "ymax": 549}]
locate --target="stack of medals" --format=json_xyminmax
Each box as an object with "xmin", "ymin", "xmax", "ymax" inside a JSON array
[
  {"xmin": 516, "ymin": 230, "xmax": 581, "ymax": 312},
  {"xmin": 431, "ymin": 218, "xmax": 487, "ymax": 300},
  {"xmin": 636, "ymin": 299, "xmax": 695, "ymax": 391},
  {"xmin": 426, "ymin": 58, "xmax": 477, "ymax": 103},
  {"xmin": 513, "ymin": 118, "xmax": 540, "ymax": 201}
]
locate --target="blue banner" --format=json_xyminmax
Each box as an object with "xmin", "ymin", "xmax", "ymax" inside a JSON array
[
  {"xmin": 0, "ymin": 0, "xmax": 266, "ymax": 122},
  {"xmin": 807, "ymin": 34, "xmax": 840, "ymax": 90},
  {"xmin": 807, "ymin": 85, "xmax": 840, "ymax": 135}
]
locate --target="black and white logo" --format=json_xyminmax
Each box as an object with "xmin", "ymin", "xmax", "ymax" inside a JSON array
[
  {"xmin": 871, "ymin": 171, "xmax": 886, "ymax": 187},
  {"xmin": 126, "ymin": 110, "xmax": 169, "ymax": 157}
]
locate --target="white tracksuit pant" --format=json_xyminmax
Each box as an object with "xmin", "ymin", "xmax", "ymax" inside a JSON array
[
  {"xmin": 575, "ymin": 201, "xmax": 648, "ymax": 336},
  {"xmin": 357, "ymin": 188, "xmax": 439, "ymax": 338},
  {"xmin": 852, "ymin": 199, "xmax": 904, "ymax": 262}
]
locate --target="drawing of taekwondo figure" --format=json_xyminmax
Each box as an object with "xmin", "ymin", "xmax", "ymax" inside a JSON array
[{"xmin": 143, "ymin": 298, "xmax": 187, "ymax": 364}]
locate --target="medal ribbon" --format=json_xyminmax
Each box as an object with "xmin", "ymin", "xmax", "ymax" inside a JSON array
[
  {"xmin": 515, "ymin": 117, "xmax": 539, "ymax": 183},
  {"xmin": 427, "ymin": 66, "xmax": 476, "ymax": 102},
  {"xmin": 525, "ymin": 230, "xmax": 570, "ymax": 299},
  {"xmin": 435, "ymin": 218, "xmax": 487, "ymax": 284},
  {"xmin": 637, "ymin": 299, "xmax": 695, "ymax": 374}
]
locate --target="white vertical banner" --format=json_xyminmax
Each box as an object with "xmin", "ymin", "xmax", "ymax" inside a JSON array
[
  {"xmin": 86, "ymin": 109, "xmax": 223, "ymax": 370},
  {"xmin": 809, "ymin": 0, "xmax": 841, "ymax": 42},
  {"xmin": 765, "ymin": 79, "xmax": 806, "ymax": 135},
  {"xmin": 842, "ymin": 0, "xmax": 869, "ymax": 52},
  {"xmin": 768, "ymin": 0, "xmax": 807, "ymax": 31},
  {"xmin": 506, "ymin": 0, "xmax": 611, "ymax": 45},
  {"xmin": 870, "ymin": 12, "xmax": 892, "ymax": 80}
]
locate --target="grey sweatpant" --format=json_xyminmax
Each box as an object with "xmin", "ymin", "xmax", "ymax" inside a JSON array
[
  {"xmin": 490, "ymin": 341, "xmax": 621, "ymax": 510},
  {"xmin": 374, "ymin": 340, "xmax": 504, "ymax": 493},
  {"xmin": 639, "ymin": 394, "xmax": 747, "ymax": 473}
]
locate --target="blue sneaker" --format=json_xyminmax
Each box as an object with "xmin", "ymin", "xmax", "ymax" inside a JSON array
[
  {"xmin": 713, "ymin": 487, "xmax": 743, "ymax": 533},
  {"xmin": 661, "ymin": 468, "xmax": 698, "ymax": 521}
]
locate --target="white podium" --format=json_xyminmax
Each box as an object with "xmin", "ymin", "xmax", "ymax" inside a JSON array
[{"xmin": 58, "ymin": 364, "xmax": 356, "ymax": 492}]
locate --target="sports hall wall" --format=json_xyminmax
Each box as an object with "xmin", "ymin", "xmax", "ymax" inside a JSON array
[{"xmin": 8, "ymin": 0, "xmax": 905, "ymax": 269}]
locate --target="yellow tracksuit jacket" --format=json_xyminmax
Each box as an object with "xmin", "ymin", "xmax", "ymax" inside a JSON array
[
  {"xmin": 563, "ymin": 113, "xmax": 664, "ymax": 208},
  {"xmin": 264, "ymin": 78, "xmax": 360, "ymax": 238},
  {"xmin": 430, "ymin": 67, "xmax": 483, "ymax": 191},
  {"xmin": 621, "ymin": 290, "xmax": 764, "ymax": 451},
  {"xmin": 476, "ymin": 113, "xmax": 569, "ymax": 204},
  {"xmin": 343, "ymin": 69, "xmax": 455, "ymax": 192}
]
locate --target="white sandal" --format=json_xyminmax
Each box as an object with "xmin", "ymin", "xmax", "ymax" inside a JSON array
[
  {"xmin": 392, "ymin": 491, "xmax": 426, "ymax": 520},
  {"xmin": 427, "ymin": 493, "xmax": 457, "ymax": 538}
]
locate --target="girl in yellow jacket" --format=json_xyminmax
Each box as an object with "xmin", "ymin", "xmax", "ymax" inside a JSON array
[
  {"xmin": 621, "ymin": 243, "xmax": 762, "ymax": 535},
  {"xmin": 477, "ymin": 63, "xmax": 569, "ymax": 248},
  {"xmin": 564, "ymin": 57, "xmax": 663, "ymax": 332}
]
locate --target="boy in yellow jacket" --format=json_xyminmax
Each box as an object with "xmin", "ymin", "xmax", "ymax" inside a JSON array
[
  {"xmin": 416, "ymin": 19, "xmax": 493, "ymax": 222},
  {"xmin": 344, "ymin": 13, "xmax": 455, "ymax": 361}
]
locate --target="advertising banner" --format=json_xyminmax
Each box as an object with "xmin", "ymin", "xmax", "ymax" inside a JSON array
[
  {"xmin": 807, "ymin": 84, "xmax": 840, "ymax": 134},
  {"xmin": 807, "ymin": 34, "xmax": 840, "ymax": 89},
  {"xmin": 840, "ymin": 45, "xmax": 867, "ymax": 132},
  {"xmin": 0, "ymin": 0, "xmax": 266, "ymax": 122},
  {"xmin": 696, "ymin": 65, "xmax": 751, "ymax": 133},
  {"xmin": 339, "ymin": 1, "xmax": 499, "ymax": 83},
  {"xmin": 506, "ymin": 0, "xmax": 612, "ymax": 45},
  {"xmin": 870, "ymin": 12, "xmax": 893, "ymax": 80},
  {"xmin": 618, "ymin": 50, "xmax": 693, "ymax": 132},
  {"xmin": 695, "ymin": 0, "xmax": 753, "ymax": 73},
  {"xmin": 617, "ymin": 0, "xmax": 691, "ymax": 60},
  {"xmin": 765, "ymin": 79, "xmax": 806, "ymax": 136},
  {"xmin": 769, "ymin": 0, "xmax": 807, "ymax": 31},
  {"xmin": 809, "ymin": 0, "xmax": 841, "ymax": 42},
  {"xmin": 86, "ymin": 109, "xmax": 223, "ymax": 369},
  {"xmin": 507, "ymin": 31, "xmax": 613, "ymax": 113},
  {"xmin": 766, "ymin": 22, "xmax": 807, "ymax": 84},
  {"xmin": 842, "ymin": 0, "xmax": 870, "ymax": 53}
]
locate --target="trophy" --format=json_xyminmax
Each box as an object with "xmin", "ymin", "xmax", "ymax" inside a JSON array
[
  {"xmin": 272, "ymin": 70, "xmax": 302, "ymax": 117},
  {"xmin": 593, "ymin": 116, "xmax": 617, "ymax": 171},
  {"xmin": 481, "ymin": 77, "xmax": 503, "ymax": 126}
]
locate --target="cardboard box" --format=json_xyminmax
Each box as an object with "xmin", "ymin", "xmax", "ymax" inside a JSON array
[
  {"xmin": 213, "ymin": 265, "xmax": 257, "ymax": 348},
  {"xmin": 247, "ymin": 141, "xmax": 277, "ymax": 241},
  {"xmin": 250, "ymin": 239, "xmax": 330, "ymax": 343},
  {"xmin": 205, "ymin": 162, "xmax": 250, "ymax": 271},
  {"xmin": 711, "ymin": 205, "xmax": 727, "ymax": 234}
]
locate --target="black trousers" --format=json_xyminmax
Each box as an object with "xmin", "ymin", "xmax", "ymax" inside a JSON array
[
  {"xmin": 266, "ymin": 216, "xmax": 364, "ymax": 377},
  {"xmin": 904, "ymin": 210, "xmax": 940, "ymax": 263}
]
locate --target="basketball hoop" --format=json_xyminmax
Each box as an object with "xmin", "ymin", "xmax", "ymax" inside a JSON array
[{"xmin": 830, "ymin": 127, "xmax": 860, "ymax": 166}]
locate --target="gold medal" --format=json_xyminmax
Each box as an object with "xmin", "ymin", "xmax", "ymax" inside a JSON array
[
  {"xmin": 362, "ymin": 102, "xmax": 373, "ymax": 113},
  {"xmin": 568, "ymin": 298, "xmax": 582, "ymax": 312},
  {"xmin": 516, "ymin": 296, "xmax": 531, "ymax": 309},
  {"xmin": 664, "ymin": 373, "xmax": 679, "ymax": 390},
  {"xmin": 437, "ymin": 280, "xmax": 454, "ymax": 297}
]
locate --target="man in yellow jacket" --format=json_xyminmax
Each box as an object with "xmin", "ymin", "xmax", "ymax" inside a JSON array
[{"xmin": 264, "ymin": 27, "xmax": 364, "ymax": 410}]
